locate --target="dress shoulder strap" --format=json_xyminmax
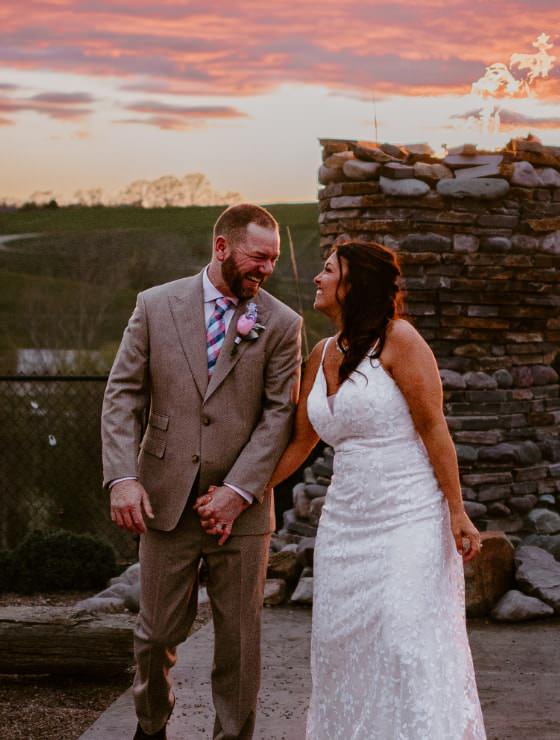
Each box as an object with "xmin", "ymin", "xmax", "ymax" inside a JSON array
[{"xmin": 320, "ymin": 337, "xmax": 333, "ymax": 365}]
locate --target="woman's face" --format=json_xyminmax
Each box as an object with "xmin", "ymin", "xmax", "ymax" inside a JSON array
[{"xmin": 313, "ymin": 251, "xmax": 348, "ymax": 322}]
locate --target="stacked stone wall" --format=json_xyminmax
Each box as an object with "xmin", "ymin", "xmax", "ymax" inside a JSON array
[{"xmin": 315, "ymin": 136, "xmax": 560, "ymax": 533}]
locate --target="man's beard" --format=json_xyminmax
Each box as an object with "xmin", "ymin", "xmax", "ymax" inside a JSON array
[{"xmin": 221, "ymin": 254, "xmax": 265, "ymax": 299}]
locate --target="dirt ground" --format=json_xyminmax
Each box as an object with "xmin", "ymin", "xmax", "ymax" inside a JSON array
[{"xmin": 0, "ymin": 592, "xmax": 211, "ymax": 740}]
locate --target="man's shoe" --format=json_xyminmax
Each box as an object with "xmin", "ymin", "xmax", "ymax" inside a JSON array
[{"xmin": 133, "ymin": 722, "xmax": 167, "ymax": 739}]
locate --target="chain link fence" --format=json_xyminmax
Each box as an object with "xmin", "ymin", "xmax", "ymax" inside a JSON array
[{"xmin": 0, "ymin": 375, "xmax": 137, "ymax": 561}]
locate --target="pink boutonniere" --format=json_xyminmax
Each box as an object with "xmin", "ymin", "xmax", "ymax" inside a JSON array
[{"xmin": 231, "ymin": 302, "xmax": 266, "ymax": 356}]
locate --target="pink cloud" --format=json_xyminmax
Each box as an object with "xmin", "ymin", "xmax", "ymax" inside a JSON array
[
  {"xmin": 0, "ymin": 90, "xmax": 95, "ymax": 120},
  {"xmin": 0, "ymin": 2, "xmax": 558, "ymax": 100}
]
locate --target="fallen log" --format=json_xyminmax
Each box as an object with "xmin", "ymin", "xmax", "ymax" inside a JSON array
[{"xmin": 0, "ymin": 606, "xmax": 135, "ymax": 676}]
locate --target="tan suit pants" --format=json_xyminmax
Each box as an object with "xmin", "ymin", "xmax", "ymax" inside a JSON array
[{"xmin": 133, "ymin": 502, "xmax": 270, "ymax": 739}]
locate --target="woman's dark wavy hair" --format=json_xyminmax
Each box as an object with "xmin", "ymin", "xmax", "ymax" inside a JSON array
[{"xmin": 334, "ymin": 240, "xmax": 403, "ymax": 384}]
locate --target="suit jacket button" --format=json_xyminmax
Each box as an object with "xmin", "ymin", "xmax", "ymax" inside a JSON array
[
  {"xmin": 191, "ymin": 454, "xmax": 200, "ymax": 464},
  {"xmin": 202, "ymin": 416, "xmax": 210, "ymax": 426}
]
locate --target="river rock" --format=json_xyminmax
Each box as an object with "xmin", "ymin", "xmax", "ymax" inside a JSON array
[
  {"xmin": 521, "ymin": 534, "xmax": 560, "ymax": 561},
  {"xmin": 453, "ymin": 234, "xmax": 479, "ymax": 253},
  {"xmin": 381, "ymin": 162, "xmax": 415, "ymax": 179},
  {"xmin": 379, "ymin": 176, "xmax": 430, "ymax": 197},
  {"xmin": 526, "ymin": 508, "xmax": 560, "ymax": 535},
  {"xmin": 536, "ymin": 167, "xmax": 560, "ymax": 187},
  {"xmin": 324, "ymin": 151, "xmax": 355, "ymax": 168},
  {"xmin": 294, "ymin": 486, "xmax": 311, "ymax": 520},
  {"xmin": 309, "ymin": 496, "xmax": 326, "ymax": 526},
  {"xmin": 464, "ymin": 501, "xmax": 487, "ymax": 519},
  {"xmin": 437, "ymin": 178, "xmax": 510, "ymax": 200},
  {"xmin": 296, "ymin": 537, "xmax": 316, "ymax": 568},
  {"xmin": 540, "ymin": 231, "xmax": 560, "ymax": 255},
  {"xmin": 511, "ymin": 161, "xmax": 543, "ymax": 187},
  {"xmin": 440, "ymin": 369, "xmax": 466, "ymax": 389},
  {"xmin": 493, "ymin": 369, "xmax": 513, "ymax": 388},
  {"xmin": 264, "ymin": 579, "xmax": 287, "ymax": 606},
  {"xmin": 380, "ymin": 142, "xmax": 408, "ymax": 159},
  {"xmin": 414, "ymin": 162, "xmax": 453, "ymax": 183},
  {"xmin": 342, "ymin": 159, "xmax": 381, "ymax": 181},
  {"xmin": 267, "ymin": 550, "xmax": 302, "ymax": 582},
  {"xmin": 514, "ymin": 545, "xmax": 560, "ymax": 611},
  {"xmin": 312, "ymin": 457, "xmax": 333, "ymax": 478},
  {"xmin": 509, "ymin": 495, "xmax": 538, "ymax": 515},
  {"xmin": 456, "ymin": 445, "xmax": 478, "ymax": 464},
  {"xmin": 463, "ymin": 371, "xmax": 497, "ymax": 390},
  {"xmin": 290, "ymin": 576, "xmax": 314, "ymax": 605},
  {"xmin": 531, "ymin": 365, "xmax": 559, "ymax": 386},
  {"xmin": 318, "ymin": 165, "xmax": 346, "ymax": 185},
  {"xmin": 464, "ymin": 531, "xmax": 515, "ymax": 617},
  {"xmin": 304, "ymin": 483, "xmax": 329, "ymax": 499},
  {"xmin": 354, "ymin": 142, "xmax": 396, "ymax": 163},
  {"xmin": 491, "ymin": 589, "xmax": 554, "ymax": 621}
]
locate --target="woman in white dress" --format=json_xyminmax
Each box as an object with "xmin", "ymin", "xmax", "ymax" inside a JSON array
[{"xmin": 270, "ymin": 240, "xmax": 486, "ymax": 739}]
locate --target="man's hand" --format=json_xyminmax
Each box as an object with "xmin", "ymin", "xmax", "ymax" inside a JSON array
[
  {"xmin": 110, "ymin": 479, "xmax": 154, "ymax": 535},
  {"xmin": 193, "ymin": 485, "xmax": 250, "ymax": 545}
]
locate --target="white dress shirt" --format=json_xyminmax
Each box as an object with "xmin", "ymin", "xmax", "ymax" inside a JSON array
[{"xmin": 109, "ymin": 267, "xmax": 253, "ymax": 504}]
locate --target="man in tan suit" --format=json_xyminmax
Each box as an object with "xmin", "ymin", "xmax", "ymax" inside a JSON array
[{"xmin": 102, "ymin": 204, "xmax": 302, "ymax": 739}]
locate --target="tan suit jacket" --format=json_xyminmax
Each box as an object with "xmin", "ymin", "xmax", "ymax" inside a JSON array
[{"xmin": 101, "ymin": 269, "xmax": 302, "ymax": 535}]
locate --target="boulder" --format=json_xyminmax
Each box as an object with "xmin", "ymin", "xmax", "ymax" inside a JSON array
[
  {"xmin": 536, "ymin": 167, "xmax": 560, "ymax": 187},
  {"xmin": 453, "ymin": 234, "xmax": 479, "ymax": 253},
  {"xmin": 293, "ymin": 485, "xmax": 311, "ymax": 520},
  {"xmin": 526, "ymin": 508, "xmax": 560, "ymax": 535},
  {"xmin": 440, "ymin": 369, "xmax": 466, "ymax": 390},
  {"xmin": 464, "ymin": 531, "xmax": 515, "ymax": 617},
  {"xmin": 456, "ymin": 445, "xmax": 478, "ymax": 464},
  {"xmin": 264, "ymin": 579, "xmax": 287, "ymax": 606},
  {"xmin": 491, "ymin": 589, "xmax": 554, "ymax": 621},
  {"xmin": 123, "ymin": 582, "xmax": 140, "ymax": 613},
  {"xmin": 514, "ymin": 545, "xmax": 560, "ymax": 612},
  {"xmin": 342, "ymin": 159, "xmax": 381, "ymax": 181},
  {"xmin": 541, "ymin": 231, "xmax": 560, "ymax": 255},
  {"xmin": 353, "ymin": 142, "xmax": 396, "ymax": 163},
  {"xmin": 290, "ymin": 576, "xmax": 314, "ymax": 605},
  {"xmin": 478, "ymin": 444, "xmax": 517, "ymax": 465},
  {"xmin": 437, "ymin": 178, "xmax": 510, "ymax": 199},
  {"xmin": 511, "ymin": 161, "xmax": 543, "ymax": 187},
  {"xmin": 324, "ymin": 151, "xmax": 354, "ymax": 168},
  {"xmin": 379, "ymin": 176, "xmax": 430, "ymax": 197},
  {"xmin": 521, "ymin": 534, "xmax": 560, "ymax": 561},
  {"xmin": 267, "ymin": 550, "xmax": 302, "ymax": 582}
]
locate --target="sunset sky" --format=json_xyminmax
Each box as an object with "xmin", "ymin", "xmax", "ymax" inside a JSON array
[{"xmin": 1, "ymin": 1, "xmax": 559, "ymax": 204}]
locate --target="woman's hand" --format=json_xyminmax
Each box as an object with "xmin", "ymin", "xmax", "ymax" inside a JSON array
[{"xmin": 450, "ymin": 509, "xmax": 482, "ymax": 563}]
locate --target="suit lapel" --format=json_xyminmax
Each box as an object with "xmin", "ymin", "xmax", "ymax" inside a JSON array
[
  {"xmin": 205, "ymin": 293, "xmax": 270, "ymax": 401},
  {"xmin": 168, "ymin": 272, "xmax": 208, "ymax": 398}
]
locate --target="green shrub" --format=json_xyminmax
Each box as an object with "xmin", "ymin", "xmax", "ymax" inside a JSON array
[
  {"xmin": 0, "ymin": 549, "xmax": 15, "ymax": 592},
  {"xmin": 10, "ymin": 529, "xmax": 118, "ymax": 593}
]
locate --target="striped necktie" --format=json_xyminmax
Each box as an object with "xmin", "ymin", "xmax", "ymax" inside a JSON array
[{"xmin": 206, "ymin": 297, "xmax": 234, "ymax": 377}]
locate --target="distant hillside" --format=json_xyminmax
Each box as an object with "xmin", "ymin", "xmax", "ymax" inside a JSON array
[{"xmin": 0, "ymin": 204, "xmax": 328, "ymax": 374}]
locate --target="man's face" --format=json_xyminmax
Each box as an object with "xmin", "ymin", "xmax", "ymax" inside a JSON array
[{"xmin": 221, "ymin": 222, "xmax": 280, "ymax": 299}]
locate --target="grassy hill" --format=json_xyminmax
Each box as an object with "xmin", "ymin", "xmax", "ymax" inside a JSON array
[{"xmin": 0, "ymin": 204, "xmax": 328, "ymax": 373}]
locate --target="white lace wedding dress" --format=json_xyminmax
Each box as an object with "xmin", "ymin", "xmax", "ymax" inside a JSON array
[{"xmin": 305, "ymin": 339, "xmax": 486, "ymax": 739}]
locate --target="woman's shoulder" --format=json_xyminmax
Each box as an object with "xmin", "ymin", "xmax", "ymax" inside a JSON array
[
  {"xmin": 307, "ymin": 336, "xmax": 334, "ymax": 365},
  {"xmin": 385, "ymin": 318, "xmax": 423, "ymax": 346}
]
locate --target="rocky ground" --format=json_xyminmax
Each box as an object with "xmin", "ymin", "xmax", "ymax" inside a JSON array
[{"xmin": 0, "ymin": 591, "xmax": 210, "ymax": 740}]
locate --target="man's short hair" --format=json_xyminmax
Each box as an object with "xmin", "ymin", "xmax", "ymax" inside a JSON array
[{"xmin": 213, "ymin": 203, "xmax": 278, "ymax": 247}]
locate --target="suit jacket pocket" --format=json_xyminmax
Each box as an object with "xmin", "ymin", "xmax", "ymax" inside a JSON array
[
  {"xmin": 142, "ymin": 432, "xmax": 166, "ymax": 459},
  {"xmin": 148, "ymin": 411, "xmax": 169, "ymax": 431}
]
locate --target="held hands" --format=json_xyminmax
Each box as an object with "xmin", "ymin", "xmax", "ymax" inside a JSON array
[
  {"xmin": 110, "ymin": 479, "xmax": 154, "ymax": 535},
  {"xmin": 450, "ymin": 509, "xmax": 482, "ymax": 563},
  {"xmin": 194, "ymin": 485, "xmax": 250, "ymax": 545}
]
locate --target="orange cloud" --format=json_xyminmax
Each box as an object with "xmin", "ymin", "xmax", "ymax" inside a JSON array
[
  {"xmin": 0, "ymin": 2, "xmax": 558, "ymax": 100},
  {"xmin": 115, "ymin": 101, "xmax": 247, "ymax": 129}
]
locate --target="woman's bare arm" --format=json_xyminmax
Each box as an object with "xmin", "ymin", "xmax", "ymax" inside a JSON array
[
  {"xmin": 268, "ymin": 340, "xmax": 326, "ymax": 487},
  {"xmin": 382, "ymin": 319, "xmax": 481, "ymax": 561}
]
